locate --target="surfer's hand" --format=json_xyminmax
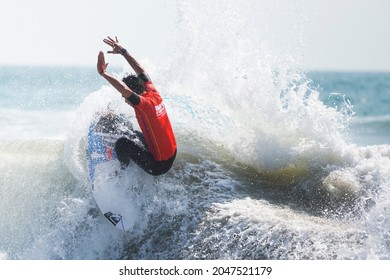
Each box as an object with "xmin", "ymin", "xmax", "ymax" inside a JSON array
[
  {"xmin": 97, "ymin": 51, "xmax": 109, "ymax": 75},
  {"xmin": 103, "ymin": 36, "xmax": 124, "ymax": 54}
]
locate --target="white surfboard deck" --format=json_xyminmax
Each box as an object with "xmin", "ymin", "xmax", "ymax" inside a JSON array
[{"xmin": 86, "ymin": 113, "xmax": 136, "ymax": 230}]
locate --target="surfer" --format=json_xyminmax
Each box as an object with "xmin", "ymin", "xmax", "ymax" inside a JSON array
[{"xmin": 96, "ymin": 36, "xmax": 177, "ymax": 176}]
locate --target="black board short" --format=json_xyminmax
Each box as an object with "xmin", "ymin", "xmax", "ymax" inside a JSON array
[{"xmin": 115, "ymin": 132, "xmax": 176, "ymax": 176}]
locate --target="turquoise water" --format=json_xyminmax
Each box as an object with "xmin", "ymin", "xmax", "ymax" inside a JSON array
[
  {"xmin": 1, "ymin": 67, "xmax": 388, "ymax": 145},
  {"xmin": 0, "ymin": 66, "xmax": 102, "ymax": 110},
  {"xmin": 308, "ymin": 72, "xmax": 390, "ymax": 146}
]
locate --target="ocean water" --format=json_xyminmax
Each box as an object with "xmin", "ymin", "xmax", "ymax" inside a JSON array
[{"xmin": 1, "ymin": 1, "xmax": 390, "ymax": 260}]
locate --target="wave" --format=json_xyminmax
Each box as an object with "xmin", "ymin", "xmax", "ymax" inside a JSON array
[{"xmin": 1, "ymin": 106, "xmax": 389, "ymax": 259}]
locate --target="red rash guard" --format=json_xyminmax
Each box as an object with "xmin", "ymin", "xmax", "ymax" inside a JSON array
[{"xmin": 130, "ymin": 79, "xmax": 176, "ymax": 161}]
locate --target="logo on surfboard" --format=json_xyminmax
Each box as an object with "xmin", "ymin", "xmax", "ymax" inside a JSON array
[{"xmin": 104, "ymin": 212, "xmax": 123, "ymax": 226}]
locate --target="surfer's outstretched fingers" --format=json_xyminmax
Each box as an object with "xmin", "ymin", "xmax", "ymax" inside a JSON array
[
  {"xmin": 97, "ymin": 51, "xmax": 106, "ymax": 65},
  {"xmin": 97, "ymin": 52, "xmax": 104, "ymax": 72},
  {"xmin": 107, "ymin": 36, "xmax": 118, "ymax": 43},
  {"xmin": 103, "ymin": 38, "xmax": 114, "ymax": 48},
  {"xmin": 104, "ymin": 36, "xmax": 118, "ymax": 46},
  {"xmin": 103, "ymin": 40, "xmax": 112, "ymax": 48},
  {"xmin": 104, "ymin": 36, "xmax": 122, "ymax": 54}
]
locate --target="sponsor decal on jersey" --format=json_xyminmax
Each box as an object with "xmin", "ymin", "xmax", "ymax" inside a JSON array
[{"xmin": 154, "ymin": 102, "xmax": 166, "ymax": 118}]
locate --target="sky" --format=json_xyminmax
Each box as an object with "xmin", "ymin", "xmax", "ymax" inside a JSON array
[
  {"xmin": 304, "ymin": 0, "xmax": 390, "ymax": 71},
  {"xmin": 1, "ymin": 0, "xmax": 389, "ymax": 71}
]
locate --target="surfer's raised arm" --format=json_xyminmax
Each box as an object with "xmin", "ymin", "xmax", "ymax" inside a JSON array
[
  {"xmin": 97, "ymin": 51, "xmax": 137, "ymax": 102},
  {"xmin": 103, "ymin": 36, "xmax": 145, "ymax": 76}
]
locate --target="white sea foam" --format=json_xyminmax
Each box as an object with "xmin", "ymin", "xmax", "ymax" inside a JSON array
[{"xmin": 0, "ymin": 108, "xmax": 75, "ymax": 140}]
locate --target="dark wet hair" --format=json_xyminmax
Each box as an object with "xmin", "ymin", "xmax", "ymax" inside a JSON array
[{"xmin": 122, "ymin": 74, "xmax": 145, "ymax": 95}]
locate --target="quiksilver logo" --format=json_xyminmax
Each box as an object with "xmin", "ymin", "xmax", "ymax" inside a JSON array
[{"xmin": 104, "ymin": 212, "xmax": 122, "ymax": 226}]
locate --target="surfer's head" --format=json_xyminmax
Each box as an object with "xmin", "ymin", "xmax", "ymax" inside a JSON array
[{"xmin": 123, "ymin": 74, "xmax": 145, "ymax": 95}]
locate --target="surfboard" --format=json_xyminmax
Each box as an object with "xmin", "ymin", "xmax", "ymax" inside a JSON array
[{"xmin": 86, "ymin": 112, "xmax": 136, "ymax": 230}]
